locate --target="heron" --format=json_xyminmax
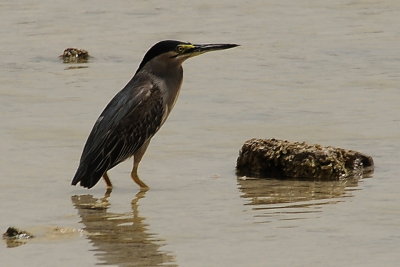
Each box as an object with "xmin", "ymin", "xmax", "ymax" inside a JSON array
[{"xmin": 71, "ymin": 40, "xmax": 238, "ymax": 190}]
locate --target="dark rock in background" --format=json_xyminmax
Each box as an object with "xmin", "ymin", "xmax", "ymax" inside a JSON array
[{"xmin": 60, "ymin": 48, "xmax": 90, "ymax": 63}]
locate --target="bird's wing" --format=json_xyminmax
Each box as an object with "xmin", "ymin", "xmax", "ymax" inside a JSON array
[{"xmin": 72, "ymin": 75, "xmax": 165, "ymax": 188}]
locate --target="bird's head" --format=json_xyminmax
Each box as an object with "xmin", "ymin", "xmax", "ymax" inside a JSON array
[{"xmin": 136, "ymin": 40, "xmax": 238, "ymax": 74}]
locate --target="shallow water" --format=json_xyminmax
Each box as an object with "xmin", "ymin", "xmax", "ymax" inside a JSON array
[{"xmin": 1, "ymin": 0, "xmax": 400, "ymax": 266}]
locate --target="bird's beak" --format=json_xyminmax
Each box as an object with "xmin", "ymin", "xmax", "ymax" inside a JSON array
[
  {"xmin": 185, "ymin": 43, "xmax": 239, "ymax": 57},
  {"xmin": 193, "ymin": 43, "xmax": 239, "ymax": 52}
]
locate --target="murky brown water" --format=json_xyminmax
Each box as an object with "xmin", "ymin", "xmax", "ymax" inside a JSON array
[{"xmin": 1, "ymin": 1, "xmax": 400, "ymax": 266}]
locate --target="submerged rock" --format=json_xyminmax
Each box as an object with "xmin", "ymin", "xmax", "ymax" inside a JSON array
[
  {"xmin": 236, "ymin": 138, "xmax": 374, "ymax": 180},
  {"xmin": 60, "ymin": 48, "xmax": 90, "ymax": 63},
  {"xmin": 3, "ymin": 227, "xmax": 34, "ymax": 248},
  {"xmin": 3, "ymin": 227, "xmax": 34, "ymax": 239}
]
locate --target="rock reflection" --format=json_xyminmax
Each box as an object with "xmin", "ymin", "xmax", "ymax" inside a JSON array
[
  {"xmin": 238, "ymin": 177, "xmax": 360, "ymax": 222},
  {"xmin": 71, "ymin": 190, "xmax": 176, "ymax": 266}
]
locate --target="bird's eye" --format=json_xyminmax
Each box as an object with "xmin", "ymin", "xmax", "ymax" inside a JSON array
[{"xmin": 176, "ymin": 46, "xmax": 185, "ymax": 53}]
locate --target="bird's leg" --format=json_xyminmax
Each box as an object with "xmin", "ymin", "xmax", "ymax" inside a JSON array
[
  {"xmin": 131, "ymin": 140, "xmax": 150, "ymax": 190},
  {"xmin": 102, "ymin": 172, "xmax": 113, "ymax": 188}
]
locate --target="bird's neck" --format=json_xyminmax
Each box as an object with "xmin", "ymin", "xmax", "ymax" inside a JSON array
[{"xmin": 141, "ymin": 61, "xmax": 183, "ymax": 114}]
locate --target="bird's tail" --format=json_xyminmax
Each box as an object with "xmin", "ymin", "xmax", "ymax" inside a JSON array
[{"xmin": 71, "ymin": 163, "xmax": 105, "ymax": 189}]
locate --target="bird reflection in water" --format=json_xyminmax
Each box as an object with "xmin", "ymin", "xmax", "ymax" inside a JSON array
[
  {"xmin": 237, "ymin": 177, "xmax": 361, "ymax": 222},
  {"xmin": 71, "ymin": 190, "xmax": 176, "ymax": 266}
]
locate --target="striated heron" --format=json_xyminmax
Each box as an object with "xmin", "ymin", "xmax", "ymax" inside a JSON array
[{"xmin": 71, "ymin": 40, "xmax": 238, "ymax": 190}]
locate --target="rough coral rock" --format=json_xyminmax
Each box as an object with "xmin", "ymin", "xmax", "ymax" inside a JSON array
[
  {"xmin": 60, "ymin": 48, "xmax": 89, "ymax": 63},
  {"xmin": 236, "ymin": 138, "xmax": 374, "ymax": 180}
]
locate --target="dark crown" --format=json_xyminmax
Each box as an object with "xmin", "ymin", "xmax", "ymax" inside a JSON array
[{"xmin": 136, "ymin": 40, "xmax": 189, "ymax": 73}]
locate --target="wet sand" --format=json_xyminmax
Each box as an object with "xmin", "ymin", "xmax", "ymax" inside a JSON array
[{"xmin": 1, "ymin": 0, "xmax": 400, "ymax": 266}]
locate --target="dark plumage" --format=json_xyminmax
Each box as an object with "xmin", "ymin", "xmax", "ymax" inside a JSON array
[{"xmin": 72, "ymin": 74, "xmax": 164, "ymax": 188}]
